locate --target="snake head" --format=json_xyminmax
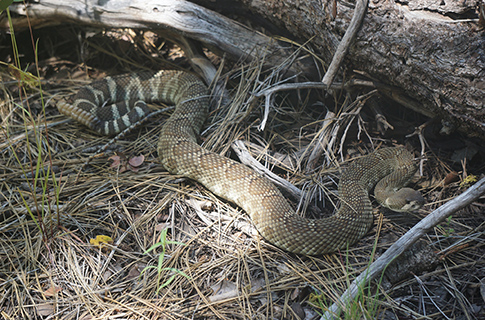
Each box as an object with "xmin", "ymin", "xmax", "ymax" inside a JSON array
[{"xmin": 383, "ymin": 188, "xmax": 425, "ymax": 212}]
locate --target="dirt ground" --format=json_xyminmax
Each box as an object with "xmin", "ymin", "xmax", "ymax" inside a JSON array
[{"xmin": 1, "ymin": 26, "xmax": 484, "ymax": 319}]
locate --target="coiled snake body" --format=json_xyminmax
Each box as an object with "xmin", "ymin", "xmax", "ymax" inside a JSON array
[{"xmin": 58, "ymin": 70, "xmax": 424, "ymax": 255}]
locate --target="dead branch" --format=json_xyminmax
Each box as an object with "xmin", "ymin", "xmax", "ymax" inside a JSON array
[
  {"xmin": 231, "ymin": 140, "xmax": 302, "ymax": 200},
  {"xmin": 321, "ymin": 0, "xmax": 369, "ymax": 87},
  {"xmin": 322, "ymin": 177, "xmax": 485, "ymax": 320},
  {"xmin": 4, "ymin": 0, "xmax": 313, "ymax": 77}
]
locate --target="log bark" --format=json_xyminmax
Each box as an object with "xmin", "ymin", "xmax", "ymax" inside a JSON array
[
  {"xmin": 3, "ymin": 0, "xmax": 484, "ymax": 139},
  {"xmin": 232, "ymin": 0, "xmax": 485, "ymax": 138}
]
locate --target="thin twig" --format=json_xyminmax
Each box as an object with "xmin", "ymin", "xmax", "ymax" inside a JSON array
[
  {"xmin": 321, "ymin": 0, "xmax": 369, "ymax": 87},
  {"xmin": 406, "ymin": 119, "xmax": 433, "ymax": 175},
  {"xmin": 231, "ymin": 140, "xmax": 302, "ymax": 200},
  {"xmin": 253, "ymin": 81, "xmax": 344, "ymax": 99},
  {"xmin": 255, "ymin": 82, "xmax": 342, "ymax": 132},
  {"xmin": 254, "ymin": 80, "xmax": 343, "ymax": 131},
  {"xmin": 305, "ymin": 110, "xmax": 337, "ymax": 172},
  {"xmin": 254, "ymin": 74, "xmax": 302, "ymax": 131}
]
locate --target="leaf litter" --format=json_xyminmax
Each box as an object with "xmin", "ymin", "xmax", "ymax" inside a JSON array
[{"xmin": 0, "ymin": 27, "xmax": 484, "ymax": 319}]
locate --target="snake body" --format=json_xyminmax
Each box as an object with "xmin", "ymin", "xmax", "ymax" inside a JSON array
[{"xmin": 58, "ymin": 70, "xmax": 424, "ymax": 255}]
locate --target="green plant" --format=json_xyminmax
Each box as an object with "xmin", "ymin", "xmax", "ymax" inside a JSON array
[
  {"xmin": 309, "ymin": 273, "xmax": 382, "ymax": 319},
  {"xmin": 308, "ymin": 234, "xmax": 384, "ymax": 319},
  {"xmin": 442, "ymin": 215, "xmax": 455, "ymax": 237},
  {"xmin": 1, "ymin": 0, "xmax": 22, "ymax": 13},
  {"xmin": 141, "ymin": 228, "xmax": 190, "ymax": 293},
  {"xmin": 3, "ymin": 6, "xmax": 62, "ymax": 241}
]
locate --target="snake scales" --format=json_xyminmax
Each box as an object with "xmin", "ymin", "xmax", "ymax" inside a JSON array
[{"xmin": 58, "ymin": 70, "xmax": 424, "ymax": 255}]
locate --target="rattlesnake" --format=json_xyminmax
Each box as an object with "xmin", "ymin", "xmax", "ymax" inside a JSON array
[{"xmin": 57, "ymin": 70, "xmax": 424, "ymax": 255}]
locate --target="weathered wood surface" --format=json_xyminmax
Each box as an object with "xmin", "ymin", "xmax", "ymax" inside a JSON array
[
  {"xmin": 2, "ymin": 0, "xmax": 314, "ymax": 77},
  {"xmin": 233, "ymin": 0, "xmax": 485, "ymax": 138},
  {"xmin": 3, "ymin": 0, "xmax": 484, "ymax": 138}
]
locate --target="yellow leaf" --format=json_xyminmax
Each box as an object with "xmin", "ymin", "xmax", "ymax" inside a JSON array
[
  {"xmin": 460, "ymin": 174, "xmax": 477, "ymax": 188},
  {"xmin": 90, "ymin": 235, "xmax": 114, "ymax": 249}
]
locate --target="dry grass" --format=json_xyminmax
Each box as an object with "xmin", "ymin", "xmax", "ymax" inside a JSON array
[{"xmin": 1, "ymin": 27, "xmax": 484, "ymax": 320}]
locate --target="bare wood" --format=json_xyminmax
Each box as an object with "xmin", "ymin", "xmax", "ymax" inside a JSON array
[
  {"xmin": 233, "ymin": 140, "xmax": 302, "ymax": 171},
  {"xmin": 231, "ymin": 140, "xmax": 303, "ymax": 200},
  {"xmin": 321, "ymin": 177, "xmax": 485, "ymax": 319},
  {"xmin": 231, "ymin": 140, "xmax": 326, "ymax": 219},
  {"xmin": 4, "ymin": 0, "xmax": 313, "ymax": 76},
  {"xmin": 321, "ymin": 0, "xmax": 368, "ymax": 87}
]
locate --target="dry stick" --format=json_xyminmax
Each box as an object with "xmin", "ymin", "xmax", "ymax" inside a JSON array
[
  {"xmin": 237, "ymin": 140, "xmax": 301, "ymax": 171},
  {"xmin": 231, "ymin": 140, "xmax": 302, "ymax": 200},
  {"xmin": 254, "ymin": 82, "xmax": 344, "ymax": 99},
  {"xmin": 321, "ymin": 0, "xmax": 369, "ymax": 87},
  {"xmin": 321, "ymin": 177, "xmax": 485, "ymax": 320},
  {"xmin": 406, "ymin": 120, "xmax": 433, "ymax": 176},
  {"xmin": 305, "ymin": 110, "xmax": 337, "ymax": 172},
  {"xmin": 232, "ymin": 140, "xmax": 328, "ymax": 219},
  {"xmin": 254, "ymin": 82, "xmax": 343, "ymax": 131},
  {"xmin": 368, "ymin": 100, "xmax": 394, "ymax": 134}
]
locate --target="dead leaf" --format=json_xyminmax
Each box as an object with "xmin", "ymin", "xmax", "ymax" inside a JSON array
[
  {"xmin": 109, "ymin": 154, "xmax": 122, "ymax": 167},
  {"xmin": 109, "ymin": 153, "xmax": 145, "ymax": 173},
  {"xmin": 129, "ymin": 154, "xmax": 145, "ymax": 167},
  {"xmin": 156, "ymin": 213, "xmax": 170, "ymax": 222},
  {"xmin": 126, "ymin": 264, "xmax": 141, "ymax": 280},
  {"xmin": 209, "ymin": 280, "xmax": 239, "ymax": 302},
  {"xmin": 155, "ymin": 223, "xmax": 169, "ymax": 232},
  {"xmin": 109, "ymin": 153, "xmax": 128, "ymax": 172},
  {"xmin": 443, "ymin": 171, "xmax": 460, "ymax": 186},
  {"xmin": 290, "ymin": 287, "xmax": 301, "ymax": 300},
  {"xmin": 43, "ymin": 285, "xmax": 62, "ymax": 297},
  {"xmin": 290, "ymin": 302, "xmax": 305, "ymax": 320},
  {"xmin": 35, "ymin": 303, "xmax": 55, "ymax": 317}
]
